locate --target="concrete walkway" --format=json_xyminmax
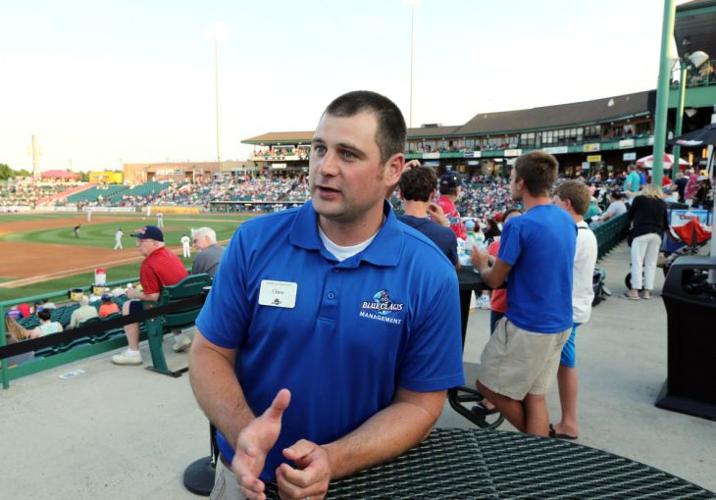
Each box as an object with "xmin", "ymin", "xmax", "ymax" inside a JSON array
[{"xmin": 1, "ymin": 242, "xmax": 714, "ymax": 499}]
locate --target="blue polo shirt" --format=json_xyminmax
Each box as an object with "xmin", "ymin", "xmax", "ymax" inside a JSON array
[
  {"xmin": 196, "ymin": 201, "xmax": 463, "ymax": 481},
  {"xmin": 497, "ymin": 204, "xmax": 576, "ymax": 333}
]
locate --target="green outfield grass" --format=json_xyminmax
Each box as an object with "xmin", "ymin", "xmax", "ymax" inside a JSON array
[
  {"xmin": 0, "ymin": 213, "xmax": 251, "ymax": 249},
  {"xmin": 0, "ymin": 261, "xmax": 144, "ymax": 303},
  {"xmin": 0, "ymin": 211, "xmax": 258, "ymax": 303}
]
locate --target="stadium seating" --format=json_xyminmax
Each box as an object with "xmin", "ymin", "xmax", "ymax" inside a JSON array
[{"xmin": 143, "ymin": 273, "xmax": 212, "ymax": 377}]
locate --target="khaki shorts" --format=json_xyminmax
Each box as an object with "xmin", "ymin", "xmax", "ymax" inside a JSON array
[{"xmin": 476, "ymin": 318, "xmax": 570, "ymax": 400}]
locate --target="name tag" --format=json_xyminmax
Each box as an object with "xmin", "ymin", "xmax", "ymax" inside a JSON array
[{"xmin": 258, "ymin": 280, "xmax": 297, "ymax": 309}]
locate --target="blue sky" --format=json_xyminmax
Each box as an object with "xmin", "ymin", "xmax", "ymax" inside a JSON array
[{"xmin": 0, "ymin": 0, "xmax": 681, "ymax": 171}]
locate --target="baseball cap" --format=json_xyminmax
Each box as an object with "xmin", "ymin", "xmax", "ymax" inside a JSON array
[
  {"xmin": 130, "ymin": 225, "xmax": 164, "ymax": 242},
  {"xmin": 439, "ymin": 172, "xmax": 461, "ymax": 190}
]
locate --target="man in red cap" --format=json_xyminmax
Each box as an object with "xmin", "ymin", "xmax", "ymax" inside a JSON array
[
  {"xmin": 111, "ymin": 225, "xmax": 189, "ymax": 365},
  {"xmin": 436, "ymin": 171, "xmax": 467, "ymax": 240}
]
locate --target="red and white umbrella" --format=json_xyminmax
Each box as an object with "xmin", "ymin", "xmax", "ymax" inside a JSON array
[{"xmin": 635, "ymin": 153, "xmax": 689, "ymax": 169}]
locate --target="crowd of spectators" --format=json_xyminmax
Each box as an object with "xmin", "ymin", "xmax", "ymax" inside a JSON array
[{"xmin": 0, "ymin": 179, "xmax": 82, "ymax": 211}]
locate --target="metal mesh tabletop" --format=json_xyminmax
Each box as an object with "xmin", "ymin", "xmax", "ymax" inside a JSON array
[{"xmin": 265, "ymin": 428, "xmax": 715, "ymax": 499}]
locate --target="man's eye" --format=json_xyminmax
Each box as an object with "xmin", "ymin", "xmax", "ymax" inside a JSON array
[
  {"xmin": 340, "ymin": 150, "xmax": 356, "ymax": 160},
  {"xmin": 312, "ymin": 145, "xmax": 326, "ymax": 155}
]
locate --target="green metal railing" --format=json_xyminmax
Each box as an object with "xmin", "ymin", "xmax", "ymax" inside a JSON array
[
  {"xmin": 593, "ymin": 213, "xmax": 629, "ymax": 260},
  {"xmin": 0, "ymin": 277, "xmax": 139, "ymax": 389}
]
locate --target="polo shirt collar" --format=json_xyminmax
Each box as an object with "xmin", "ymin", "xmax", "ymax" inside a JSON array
[{"xmin": 289, "ymin": 200, "xmax": 403, "ymax": 267}]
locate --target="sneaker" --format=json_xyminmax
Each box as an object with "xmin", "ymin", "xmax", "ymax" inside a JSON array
[
  {"xmin": 172, "ymin": 335, "xmax": 192, "ymax": 353},
  {"xmin": 477, "ymin": 294, "xmax": 491, "ymax": 310},
  {"xmin": 640, "ymin": 290, "xmax": 652, "ymax": 300},
  {"xmin": 111, "ymin": 349, "xmax": 142, "ymax": 365}
]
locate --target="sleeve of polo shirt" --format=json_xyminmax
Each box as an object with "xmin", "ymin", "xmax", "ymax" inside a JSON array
[
  {"xmin": 195, "ymin": 229, "xmax": 250, "ymax": 349},
  {"xmin": 398, "ymin": 272, "xmax": 464, "ymax": 392},
  {"xmin": 496, "ymin": 219, "xmax": 522, "ymax": 266}
]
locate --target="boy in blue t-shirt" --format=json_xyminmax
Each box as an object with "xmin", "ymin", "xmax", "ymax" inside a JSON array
[{"xmin": 471, "ymin": 151, "xmax": 576, "ymax": 437}]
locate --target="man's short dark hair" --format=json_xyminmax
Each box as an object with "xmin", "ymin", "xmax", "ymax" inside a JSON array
[
  {"xmin": 399, "ymin": 166, "xmax": 437, "ymax": 202},
  {"xmin": 514, "ymin": 151, "xmax": 559, "ymax": 197},
  {"xmin": 324, "ymin": 90, "xmax": 406, "ymax": 164},
  {"xmin": 38, "ymin": 309, "xmax": 52, "ymax": 321},
  {"xmin": 554, "ymin": 180, "xmax": 591, "ymax": 216}
]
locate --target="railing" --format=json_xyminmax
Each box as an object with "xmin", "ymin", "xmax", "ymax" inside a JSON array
[{"xmin": 592, "ymin": 213, "xmax": 629, "ymax": 260}]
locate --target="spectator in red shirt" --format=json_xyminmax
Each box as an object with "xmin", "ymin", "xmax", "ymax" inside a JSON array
[
  {"xmin": 111, "ymin": 225, "xmax": 189, "ymax": 366},
  {"xmin": 436, "ymin": 172, "xmax": 467, "ymax": 240},
  {"xmin": 487, "ymin": 208, "xmax": 523, "ymax": 334}
]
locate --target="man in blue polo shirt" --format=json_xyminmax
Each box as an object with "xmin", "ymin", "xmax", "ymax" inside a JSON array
[
  {"xmin": 190, "ymin": 91, "xmax": 463, "ymax": 500},
  {"xmin": 471, "ymin": 151, "xmax": 575, "ymax": 437}
]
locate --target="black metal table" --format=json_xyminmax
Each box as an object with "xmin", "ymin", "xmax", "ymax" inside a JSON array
[{"xmin": 265, "ymin": 428, "xmax": 714, "ymax": 499}]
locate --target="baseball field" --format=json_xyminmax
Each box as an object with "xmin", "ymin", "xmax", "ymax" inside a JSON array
[{"xmin": 0, "ymin": 212, "xmax": 253, "ymax": 302}]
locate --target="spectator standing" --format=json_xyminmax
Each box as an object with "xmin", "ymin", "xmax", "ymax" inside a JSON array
[
  {"xmin": 674, "ymin": 171, "xmax": 688, "ymax": 203},
  {"xmin": 397, "ymin": 165, "xmax": 459, "ymax": 268},
  {"xmin": 69, "ymin": 295, "xmax": 99, "ymax": 328},
  {"xmin": 626, "ymin": 184, "xmax": 668, "ymax": 300},
  {"xmin": 471, "ymin": 151, "xmax": 575, "ymax": 436},
  {"xmin": 623, "ymin": 165, "xmax": 641, "ymax": 197},
  {"xmin": 436, "ymin": 172, "xmax": 467, "ymax": 240},
  {"xmin": 190, "ymin": 91, "xmax": 463, "ymax": 499},
  {"xmin": 191, "ymin": 227, "xmax": 225, "ymax": 278},
  {"xmin": 111, "ymin": 225, "xmax": 189, "ymax": 365},
  {"xmin": 486, "ymin": 208, "xmax": 522, "ymax": 334},
  {"xmin": 551, "ymin": 181, "xmax": 598, "ymax": 440}
]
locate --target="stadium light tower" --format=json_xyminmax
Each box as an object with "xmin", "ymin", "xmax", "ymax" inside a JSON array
[
  {"xmin": 207, "ymin": 23, "xmax": 229, "ymax": 166},
  {"xmin": 404, "ymin": 0, "xmax": 421, "ymax": 128}
]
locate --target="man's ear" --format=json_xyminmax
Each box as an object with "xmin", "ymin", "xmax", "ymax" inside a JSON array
[{"xmin": 384, "ymin": 153, "xmax": 405, "ymax": 186}]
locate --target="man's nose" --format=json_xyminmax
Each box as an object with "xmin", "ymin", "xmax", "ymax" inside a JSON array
[{"xmin": 317, "ymin": 150, "xmax": 340, "ymax": 177}]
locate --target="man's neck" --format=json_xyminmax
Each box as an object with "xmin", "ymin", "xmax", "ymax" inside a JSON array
[
  {"xmin": 318, "ymin": 204, "xmax": 385, "ymax": 246},
  {"xmin": 571, "ymin": 213, "xmax": 584, "ymax": 224},
  {"xmin": 521, "ymin": 193, "xmax": 552, "ymax": 211},
  {"xmin": 402, "ymin": 200, "xmax": 429, "ymax": 218}
]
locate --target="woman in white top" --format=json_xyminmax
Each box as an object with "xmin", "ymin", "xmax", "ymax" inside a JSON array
[{"xmin": 28, "ymin": 309, "xmax": 63, "ymax": 339}]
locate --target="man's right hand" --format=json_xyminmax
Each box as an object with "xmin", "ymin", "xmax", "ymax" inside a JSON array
[{"xmin": 232, "ymin": 388, "xmax": 291, "ymax": 500}]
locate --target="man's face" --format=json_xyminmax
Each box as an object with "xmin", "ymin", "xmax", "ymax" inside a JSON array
[
  {"xmin": 509, "ymin": 169, "xmax": 523, "ymax": 201},
  {"xmin": 309, "ymin": 111, "xmax": 403, "ymax": 224},
  {"xmin": 137, "ymin": 238, "xmax": 155, "ymax": 256},
  {"xmin": 194, "ymin": 235, "xmax": 210, "ymax": 251}
]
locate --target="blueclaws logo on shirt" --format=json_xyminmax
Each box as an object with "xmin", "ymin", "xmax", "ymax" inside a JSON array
[{"xmin": 359, "ymin": 289, "xmax": 404, "ymax": 325}]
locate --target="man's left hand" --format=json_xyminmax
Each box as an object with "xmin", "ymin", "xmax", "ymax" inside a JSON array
[{"xmin": 275, "ymin": 439, "xmax": 331, "ymax": 500}]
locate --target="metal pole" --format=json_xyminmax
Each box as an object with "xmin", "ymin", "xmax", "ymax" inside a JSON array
[
  {"xmin": 671, "ymin": 63, "xmax": 687, "ymax": 180},
  {"xmin": 1, "ymin": 305, "xmax": 8, "ymax": 389},
  {"xmin": 652, "ymin": 0, "xmax": 676, "ymax": 188},
  {"xmin": 409, "ymin": 5, "xmax": 415, "ymax": 128},
  {"xmin": 214, "ymin": 40, "xmax": 222, "ymax": 165}
]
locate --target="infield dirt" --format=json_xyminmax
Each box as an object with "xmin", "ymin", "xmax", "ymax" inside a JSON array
[{"xmin": 0, "ymin": 216, "xmax": 175, "ymax": 287}]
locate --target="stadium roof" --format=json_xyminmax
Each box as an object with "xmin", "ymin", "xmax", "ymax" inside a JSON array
[
  {"xmin": 675, "ymin": 0, "xmax": 716, "ymax": 61},
  {"xmin": 243, "ymin": 125, "xmax": 463, "ymax": 145},
  {"xmin": 243, "ymin": 90, "xmax": 658, "ymax": 146},
  {"xmin": 407, "ymin": 126, "xmax": 461, "ymax": 138},
  {"xmin": 41, "ymin": 169, "xmax": 80, "ymax": 179},
  {"xmin": 243, "ymin": 131, "xmax": 314, "ymax": 145},
  {"xmin": 454, "ymin": 90, "xmax": 655, "ymax": 136}
]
